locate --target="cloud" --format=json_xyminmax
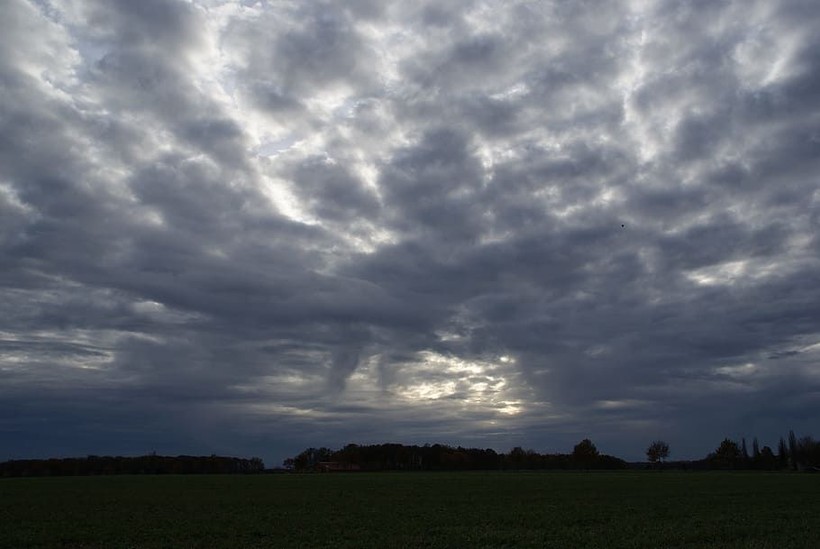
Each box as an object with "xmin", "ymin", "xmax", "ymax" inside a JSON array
[{"xmin": 1, "ymin": 0, "xmax": 820, "ymax": 465}]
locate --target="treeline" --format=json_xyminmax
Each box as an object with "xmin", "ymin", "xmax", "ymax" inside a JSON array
[
  {"xmin": 0, "ymin": 454, "xmax": 265, "ymax": 478},
  {"xmin": 287, "ymin": 430, "xmax": 820, "ymax": 473},
  {"xmin": 284, "ymin": 438, "xmax": 628, "ymax": 472},
  {"xmin": 693, "ymin": 431, "xmax": 820, "ymax": 471}
]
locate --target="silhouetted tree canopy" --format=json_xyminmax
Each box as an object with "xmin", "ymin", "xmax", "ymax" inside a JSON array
[
  {"xmin": 756, "ymin": 446, "xmax": 778, "ymax": 470},
  {"xmin": 0, "ymin": 454, "xmax": 265, "ymax": 478},
  {"xmin": 778, "ymin": 437, "xmax": 789, "ymax": 467},
  {"xmin": 646, "ymin": 440, "xmax": 670, "ymax": 466},
  {"xmin": 284, "ymin": 440, "xmax": 626, "ymax": 472},
  {"xmin": 570, "ymin": 439, "xmax": 599, "ymax": 468},
  {"xmin": 689, "ymin": 430, "xmax": 820, "ymax": 471},
  {"xmin": 707, "ymin": 439, "xmax": 742, "ymax": 470},
  {"xmin": 283, "ymin": 431, "xmax": 820, "ymax": 473}
]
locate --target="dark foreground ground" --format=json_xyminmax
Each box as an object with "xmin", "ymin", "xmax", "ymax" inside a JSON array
[{"xmin": 1, "ymin": 471, "xmax": 819, "ymax": 548}]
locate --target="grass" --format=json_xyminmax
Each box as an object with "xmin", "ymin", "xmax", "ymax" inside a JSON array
[{"xmin": 1, "ymin": 471, "xmax": 819, "ymax": 548}]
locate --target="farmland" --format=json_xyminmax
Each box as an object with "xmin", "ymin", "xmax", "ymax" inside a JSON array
[{"xmin": 1, "ymin": 471, "xmax": 819, "ymax": 548}]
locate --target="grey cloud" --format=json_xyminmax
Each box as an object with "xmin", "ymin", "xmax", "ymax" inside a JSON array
[
  {"xmin": 378, "ymin": 128, "xmax": 486, "ymax": 241},
  {"xmin": 248, "ymin": 85, "xmax": 305, "ymax": 115},
  {"xmin": 2, "ymin": 0, "xmax": 820, "ymax": 466},
  {"xmin": 457, "ymin": 95, "xmax": 522, "ymax": 137},
  {"xmin": 224, "ymin": 2, "xmax": 378, "ymax": 119},
  {"xmin": 286, "ymin": 156, "xmax": 380, "ymax": 223},
  {"xmin": 81, "ymin": 0, "xmax": 204, "ymax": 49},
  {"xmin": 327, "ymin": 341, "xmax": 365, "ymax": 392}
]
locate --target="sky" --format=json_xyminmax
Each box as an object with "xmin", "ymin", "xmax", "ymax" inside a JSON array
[{"xmin": 1, "ymin": 0, "xmax": 819, "ymax": 467}]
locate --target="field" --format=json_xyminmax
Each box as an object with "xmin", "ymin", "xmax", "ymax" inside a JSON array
[{"xmin": 1, "ymin": 471, "xmax": 819, "ymax": 548}]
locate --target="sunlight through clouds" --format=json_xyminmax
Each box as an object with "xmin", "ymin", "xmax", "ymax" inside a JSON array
[{"xmin": 1, "ymin": 0, "xmax": 819, "ymax": 465}]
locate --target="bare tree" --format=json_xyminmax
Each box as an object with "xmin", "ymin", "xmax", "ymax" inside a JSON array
[{"xmin": 646, "ymin": 440, "xmax": 670, "ymax": 467}]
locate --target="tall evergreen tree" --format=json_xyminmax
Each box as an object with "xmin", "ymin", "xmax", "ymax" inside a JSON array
[
  {"xmin": 789, "ymin": 430, "xmax": 798, "ymax": 470},
  {"xmin": 741, "ymin": 438, "xmax": 749, "ymax": 463},
  {"xmin": 778, "ymin": 437, "xmax": 789, "ymax": 467},
  {"xmin": 752, "ymin": 437, "xmax": 760, "ymax": 459}
]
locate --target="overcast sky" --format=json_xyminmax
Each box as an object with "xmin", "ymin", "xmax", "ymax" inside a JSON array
[{"xmin": 2, "ymin": 0, "xmax": 819, "ymax": 466}]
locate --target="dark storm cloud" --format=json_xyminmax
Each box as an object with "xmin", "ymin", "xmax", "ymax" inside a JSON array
[
  {"xmin": 223, "ymin": 1, "xmax": 379, "ymax": 124},
  {"xmin": 2, "ymin": 0, "xmax": 820, "ymax": 465},
  {"xmin": 378, "ymin": 128, "xmax": 486, "ymax": 241},
  {"xmin": 284, "ymin": 156, "xmax": 380, "ymax": 223}
]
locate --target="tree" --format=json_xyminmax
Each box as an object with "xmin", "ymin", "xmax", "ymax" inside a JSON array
[
  {"xmin": 292, "ymin": 447, "xmax": 334, "ymax": 471},
  {"xmin": 572, "ymin": 439, "xmax": 599, "ymax": 458},
  {"xmin": 789, "ymin": 430, "xmax": 798, "ymax": 470},
  {"xmin": 507, "ymin": 446, "xmax": 527, "ymax": 468},
  {"xmin": 646, "ymin": 440, "xmax": 670, "ymax": 467},
  {"xmin": 796, "ymin": 436, "xmax": 820, "ymax": 470},
  {"xmin": 752, "ymin": 438, "xmax": 760, "ymax": 460},
  {"xmin": 741, "ymin": 438, "xmax": 749, "ymax": 463},
  {"xmin": 249, "ymin": 457, "xmax": 265, "ymax": 472},
  {"xmin": 710, "ymin": 438, "xmax": 742, "ymax": 469},
  {"xmin": 571, "ymin": 439, "xmax": 599, "ymax": 468},
  {"xmin": 758, "ymin": 446, "xmax": 777, "ymax": 470},
  {"xmin": 778, "ymin": 437, "xmax": 788, "ymax": 468}
]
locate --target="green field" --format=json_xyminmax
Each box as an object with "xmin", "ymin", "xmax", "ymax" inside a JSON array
[{"xmin": 1, "ymin": 472, "xmax": 819, "ymax": 548}]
